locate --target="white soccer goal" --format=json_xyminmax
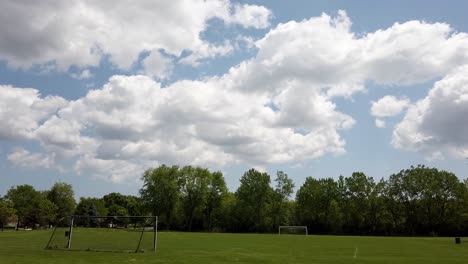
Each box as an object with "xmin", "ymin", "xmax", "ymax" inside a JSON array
[
  {"xmin": 278, "ymin": 226, "xmax": 308, "ymax": 235},
  {"xmin": 46, "ymin": 215, "xmax": 158, "ymax": 253}
]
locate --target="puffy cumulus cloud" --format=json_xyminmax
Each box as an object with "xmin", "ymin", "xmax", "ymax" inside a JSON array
[
  {"xmin": 0, "ymin": 85, "xmax": 67, "ymax": 140},
  {"xmin": 361, "ymin": 21, "xmax": 468, "ymax": 85},
  {"xmin": 34, "ymin": 116, "xmax": 96, "ymax": 157},
  {"xmin": 425, "ymin": 151, "xmax": 445, "ymax": 162},
  {"xmin": 226, "ymin": 11, "xmax": 468, "ymax": 98},
  {"xmin": 70, "ymin": 69, "xmax": 93, "ymax": 80},
  {"xmin": 223, "ymin": 3, "xmax": 272, "ymax": 29},
  {"xmin": 392, "ymin": 66, "xmax": 468, "ymax": 159},
  {"xmin": 375, "ymin": 119, "xmax": 386, "ymax": 128},
  {"xmin": 221, "ymin": 11, "xmax": 468, "ymax": 155},
  {"xmin": 82, "ymin": 76, "xmax": 350, "ymax": 165},
  {"xmin": 74, "ymin": 155, "xmax": 150, "ymax": 183},
  {"xmin": 4, "ymin": 74, "xmax": 352, "ymax": 182},
  {"xmin": 273, "ymin": 84, "xmax": 355, "ymax": 131},
  {"xmin": 141, "ymin": 50, "xmax": 174, "ymax": 80},
  {"xmin": 0, "ymin": 0, "xmax": 271, "ymax": 70},
  {"xmin": 371, "ymin": 95, "xmax": 409, "ymax": 128},
  {"xmin": 7, "ymin": 148, "xmax": 55, "ymax": 169},
  {"xmin": 227, "ymin": 11, "xmax": 364, "ymax": 97},
  {"xmin": 6, "ymin": 11, "xmax": 468, "ymax": 181},
  {"xmin": 371, "ymin": 96, "xmax": 410, "ymax": 117},
  {"xmin": 179, "ymin": 41, "xmax": 234, "ymax": 66}
]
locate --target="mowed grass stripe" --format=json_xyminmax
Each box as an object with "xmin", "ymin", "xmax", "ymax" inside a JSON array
[{"xmin": 1, "ymin": 230, "xmax": 467, "ymax": 264}]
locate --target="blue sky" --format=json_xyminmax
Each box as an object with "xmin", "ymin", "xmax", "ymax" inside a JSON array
[{"xmin": 1, "ymin": 0, "xmax": 468, "ymax": 198}]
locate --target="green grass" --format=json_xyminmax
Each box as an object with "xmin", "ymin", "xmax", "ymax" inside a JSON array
[{"xmin": 1, "ymin": 230, "xmax": 467, "ymax": 264}]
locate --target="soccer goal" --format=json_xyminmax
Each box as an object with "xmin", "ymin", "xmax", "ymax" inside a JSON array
[
  {"xmin": 45, "ymin": 215, "xmax": 158, "ymax": 253},
  {"xmin": 278, "ymin": 226, "xmax": 308, "ymax": 235}
]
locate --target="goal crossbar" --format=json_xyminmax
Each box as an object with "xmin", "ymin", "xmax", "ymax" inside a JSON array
[{"xmin": 278, "ymin": 225, "xmax": 308, "ymax": 235}]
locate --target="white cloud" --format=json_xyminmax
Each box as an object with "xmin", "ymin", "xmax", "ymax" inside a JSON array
[
  {"xmin": 141, "ymin": 50, "xmax": 174, "ymax": 80},
  {"xmin": 0, "ymin": 85, "xmax": 67, "ymax": 140},
  {"xmin": 179, "ymin": 41, "xmax": 234, "ymax": 66},
  {"xmin": 375, "ymin": 119, "xmax": 386, "ymax": 128},
  {"xmin": 362, "ymin": 21, "xmax": 468, "ymax": 85},
  {"xmin": 7, "ymin": 148, "xmax": 55, "ymax": 169},
  {"xmin": 71, "ymin": 69, "xmax": 93, "ymax": 80},
  {"xmin": 272, "ymin": 85, "xmax": 354, "ymax": 131},
  {"xmin": 227, "ymin": 11, "xmax": 468, "ymax": 98},
  {"xmin": 74, "ymin": 155, "xmax": 149, "ymax": 183},
  {"xmin": 235, "ymin": 10, "xmax": 364, "ymax": 97},
  {"xmin": 371, "ymin": 95, "xmax": 410, "ymax": 117},
  {"xmin": 5, "ymin": 11, "xmax": 468, "ymax": 182},
  {"xmin": 4, "ymin": 74, "xmax": 352, "ymax": 182},
  {"xmin": 35, "ymin": 116, "xmax": 86, "ymax": 150},
  {"xmin": 235, "ymin": 36, "xmax": 256, "ymax": 49},
  {"xmin": 0, "ymin": 0, "xmax": 271, "ymax": 71},
  {"xmin": 393, "ymin": 66, "xmax": 468, "ymax": 159},
  {"xmin": 425, "ymin": 151, "xmax": 445, "ymax": 162},
  {"xmin": 224, "ymin": 3, "xmax": 272, "ymax": 29}
]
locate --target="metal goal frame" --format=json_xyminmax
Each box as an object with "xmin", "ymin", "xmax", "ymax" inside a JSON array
[{"xmin": 45, "ymin": 215, "xmax": 158, "ymax": 253}]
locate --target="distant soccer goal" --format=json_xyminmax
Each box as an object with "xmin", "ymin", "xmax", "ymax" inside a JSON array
[
  {"xmin": 278, "ymin": 226, "xmax": 308, "ymax": 236},
  {"xmin": 45, "ymin": 215, "xmax": 158, "ymax": 253}
]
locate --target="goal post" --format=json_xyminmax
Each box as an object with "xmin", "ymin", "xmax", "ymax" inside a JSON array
[
  {"xmin": 45, "ymin": 215, "xmax": 158, "ymax": 253},
  {"xmin": 278, "ymin": 225, "xmax": 308, "ymax": 236}
]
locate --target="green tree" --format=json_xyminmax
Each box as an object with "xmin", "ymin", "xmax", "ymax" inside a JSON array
[
  {"xmin": 75, "ymin": 198, "xmax": 108, "ymax": 217},
  {"xmin": 5, "ymin": 185, "xmax": 42, "ymax": 229},
  {"xmin": 271, "ymin": 171, "xmax": 295, "ymax": 228},
  {"xmin": 102, "ymin": 192, "xmax": 143, "ymax": 225},
  {"xmin": 461, "ymin": 179, "xmax": 468, "ymax": 234},
  {"xmin": 424, "ymin": 170, "xmax": 464, "ymax": 235},
  {"xmin": 75, "ymin": 197, "xmax": 108, "ymax": 227},
  {"xmin": 327, "ymin": 199, "xmax": 344, "ymax": 234},
  {"xmin": 235, "ymin": 168, "xmax": 273, "ymax": 232},
  {"xmin": 124, "ymin": 195, "xmax": 144, "ymax": 226},
  {"xmin": 382, "ymin": 175, "xmax": 406, "ymax": 234},
  {"xmin": 107, "ymin": 204, "xmax": 130, "ymax": 227},
  {"xmin": 38, "ymin": 191, "xmax": 58, "ymax": 227},
  {"xmin": 103, "ymin": 192, "xmax": 127, "ymax": 209},
  {"xmin": 125, "ymin": 196, "xmax": 143, "ymax": 217},
  {"xmin": 47, "ymin": 182, "xmax": 76, "ymax": 221},
  {"xmin": 140, "ymin": 165, "xmax": 180, "ymax": 230},
  {"xmin": 179, "ymin": 166, "xmax": 211, "ymax": 231},
  {"xmin": 296, "ymin": 177, "xmax": 339, "ymax": 233},
  {"xmin": 0, "ymin": 199, "xmax": 16, "ymax": 231},
  {"xmin": 343, "ymin": 172, "xmax": 376, "ymax": 234},
  {"xmin": 205, "ymin": 171, "xmax": 227, "ymax": 231},
  {"xmin": 384, "ymin": 165, "xmax": 465, "ymax": 235},
  {"xmin": 219, "ymin": 192, "xmax": 238, "ymax": 232},
  {"xmin": 367, "ymin": 179, "xmax": 387, "ymax": 234}
]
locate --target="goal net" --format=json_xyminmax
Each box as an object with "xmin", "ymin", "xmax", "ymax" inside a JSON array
[
  {"xmin": 278, "ymin": 226, "xmax": 308, "ymax": 235},
  {"xmin": 45, "ymin": 215, "xmax": 158, "ymax": 253}
]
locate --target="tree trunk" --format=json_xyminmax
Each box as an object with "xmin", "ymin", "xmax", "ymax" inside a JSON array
[
  {"xmin": 165, "ymin": 211, "xmax": 171, "ymax": 231},
  {"xmin": 188, "ymin": 213, "xmax": 193, "ymax": 232},
  {"xmin": 188, "ymin": 208, "xmax": 195, "ymax": 232},
  {"xmin": 207, "ymin": 209, "xmax": 212, "ymax": 232}
]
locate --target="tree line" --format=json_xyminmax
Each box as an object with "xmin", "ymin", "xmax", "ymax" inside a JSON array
[{"xmin": 1, "ymin": 165, "xmax": 467, "ymax": 236}]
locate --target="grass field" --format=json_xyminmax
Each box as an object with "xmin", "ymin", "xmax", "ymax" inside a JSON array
[{"xmin": 1, "ymin": 230, "xmax": 467, "ymax": 264}]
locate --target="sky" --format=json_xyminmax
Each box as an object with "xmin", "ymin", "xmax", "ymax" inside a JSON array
[{"xmin": 1, "ymin": 0, "xmax": 468, "ymax": 198}]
